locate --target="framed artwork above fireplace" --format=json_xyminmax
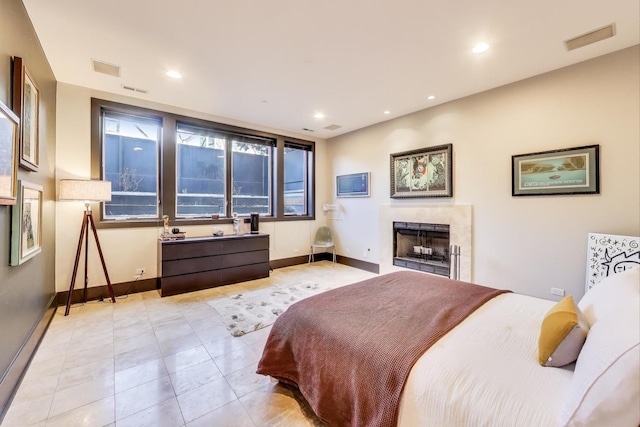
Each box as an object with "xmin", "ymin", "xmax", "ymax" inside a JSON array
[{"xmin": 390, "ymin": 144, "xmax": 453, "ymax": 198}]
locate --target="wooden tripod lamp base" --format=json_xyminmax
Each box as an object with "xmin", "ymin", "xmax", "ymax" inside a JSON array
[{"xmin": 59, "ymin": 180, "xmax": 115, "ymax": 316}]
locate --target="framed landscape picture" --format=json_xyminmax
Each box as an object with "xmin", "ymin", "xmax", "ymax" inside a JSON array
[
  {"xmin": 337, "ymin": 172, "xmax": 370, "ymax": 197},
  {"xmin": 0, "ymin": 100, "xmax": 19, "ymax": 205},
  {"xmin": 11, "ymin": 180, "xmax": 43, "ymax": 265},
  {"xmin": 390, "ymin": 144, "xmax": 453, "ymax": 198},
  {"xmin": 512, "ymin": 145, "xmax": 599, "ymax": 196},
  {"xmin": 13, "ymin": 57, "xmax": 40, "ymax": 171}
]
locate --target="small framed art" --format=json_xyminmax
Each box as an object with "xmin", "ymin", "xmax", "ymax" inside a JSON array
[
  {"xmin": 512, "ymin": 145, "xmax": 599, "ymax": 196},
  {"xmin": 0, "ymin": 100, "xmax": 19, "ymax": 205},
  {"xmin": 11, "ymin": 180, "xmax": 43, "ymax": 265},
  {"xmin": 13, "ymin": 57, "xmax": 40, "ymax": 171},
  {"xmin": 337, "ymin": 172, "xmax": 370, "ymax": 197},
  {"xmin": 390, "ymin": 143, "xmax": 453, "ymax": 198}
]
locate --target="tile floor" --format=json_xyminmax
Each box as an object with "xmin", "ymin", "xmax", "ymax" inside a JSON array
[{"xmin": 1, "ymin": 261, "xmax": 376, "ymax": 427}]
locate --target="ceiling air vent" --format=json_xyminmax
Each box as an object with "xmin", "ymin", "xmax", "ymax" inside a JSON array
[
  {"xmin": 302, "ymin": 128, "xmax": 315, "ymax": 132},
  {"xmin": 92, "ymin": 59, "xmax": 120, "ymax": 77},
  {"xmin": 121, "ymin": 85, "xmax": 149, "ymax": 94},
  {"xmin": 324, "ymin": 124, "xmax": 342, "ymax": 131},
  {"xmin": 564, "ymin": 23, "xmax": 616, "ymax": 51}
]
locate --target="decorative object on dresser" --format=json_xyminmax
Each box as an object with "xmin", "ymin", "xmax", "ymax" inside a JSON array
[
  {"xmin": 0, "ymin": 100, "xmax": 19, "ymax": 205},
  {"xmin": 12, "ymin": 57, "xmax": 40, "ymax": 171},
  {"xmin": 158, "ymin": 234, "xmax": 270, "ymax": 297},
  {"xmin": 390, "ymin": 144, "xmax": 453, "ymax": 198},
  {"xmin": 59, "ymin": 179, "xmax": 115, "ymax": 315},
  {"xmin": 512, "ymin": 144, "xmax": 599, "ymax": 196}
]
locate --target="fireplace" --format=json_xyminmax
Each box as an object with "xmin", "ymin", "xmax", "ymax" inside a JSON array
[{"xmin": 393, "ymin": 222, "xmax": 456, "ymax": 278}]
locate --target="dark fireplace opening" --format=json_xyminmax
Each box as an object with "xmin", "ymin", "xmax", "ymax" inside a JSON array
[{"xmin": 393, "ymin": 222, "xmax": 450, "ymax": 277}]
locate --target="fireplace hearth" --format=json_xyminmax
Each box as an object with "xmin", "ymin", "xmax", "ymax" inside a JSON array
[{"xmin": 393, "ymin": 222, "xmax": 452, "ymax": 277}]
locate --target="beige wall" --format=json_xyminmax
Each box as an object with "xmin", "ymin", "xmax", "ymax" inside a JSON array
[
  {"xmin": 55, "ymin": 84, "xmax": 328, "ymax": 292},
  {"xmin": 326, "ymin": 46, "xmax": 640, "ymax": 300}
]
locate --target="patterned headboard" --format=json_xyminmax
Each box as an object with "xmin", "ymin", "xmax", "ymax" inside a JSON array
[{"xmin": 586, "ymin": 233, "xmax": 640, "ymax": 292}]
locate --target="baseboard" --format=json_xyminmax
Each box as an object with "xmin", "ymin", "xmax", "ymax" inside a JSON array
[
  {"xmin": 271, "ymin": 253, "xmax": 379, "ymax": 274},
  {"xmin": 269, "ymin": 255, "xmax": 310, "ymax": 269},
  {"xmin": 0, "ymin": 295, "xmax": 57, "ymax": 423},
  {"xmin": 335, "ymin": 255, "xmax": 380, "ymax": 274},
  {"xmin": 54, "ymin": 256, "xmax": 379, "ymax": 306},
  {"xmin": 55, "ymin": 278, "xmax": 159, "ymax": 306}
]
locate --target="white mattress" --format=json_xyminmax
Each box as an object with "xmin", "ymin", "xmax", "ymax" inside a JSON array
[{"xmin": 398, "ymin": 293, "xmax": 574, "ymax": 427}]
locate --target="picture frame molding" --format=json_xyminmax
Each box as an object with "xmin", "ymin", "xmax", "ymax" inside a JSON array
[
  {"xmin": 511, "ymin": 144, "xmax": 600, "ymax": 196},
  {"xmin": 13, "ymin": 56, "xmax": 40, "ymax": 172},
  {"xmin": 0, "ymin": 99, "xmax": 19, "ymax": 205},
  {"xmin": 11, "ymin": 180, "xmax": 44, "ymax": 265},
  {"xmin": 390, "ymin": 143, "xmax": 453, "ymax": 199}
]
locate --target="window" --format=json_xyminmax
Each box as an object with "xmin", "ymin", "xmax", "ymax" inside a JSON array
[
  {"xmin": 176, "ymin": 124, "xmax": 227, "ymax": 217},
  {"xmin": 284, "ymin": 142, "xmax": 312, "ymax": 216},
  {"xmin": 231, "ymin": 136, "xmax": 273, "ymax": 216},
  {"xmin": 101, "ymin": 110, "xmax": 160, "ymax": 219},
  {"xmin": 92, "ymin": 98, "xmax": 314, "ymax": 226},
  {"xmin": 176, "ymin": 124, "xmax": 274, "ymax": 218}
]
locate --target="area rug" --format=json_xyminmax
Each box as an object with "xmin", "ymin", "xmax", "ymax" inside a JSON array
[{"xmin": 208, "ymin": 280, "xmax": 332, "ymax": 337}]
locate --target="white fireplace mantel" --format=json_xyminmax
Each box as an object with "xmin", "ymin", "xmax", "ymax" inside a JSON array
[{"xmin": 379, "ymin": 204, "xmax": 472, "ymax": 282}]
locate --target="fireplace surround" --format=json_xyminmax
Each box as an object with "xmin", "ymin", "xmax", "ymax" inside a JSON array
[
  {"xmin": 393, "ymin": 222, "xmax": 451, "ymax": 277},
  {"xmin": 379, "ymin": 204, "xmax": 472, "ymax": 282}
]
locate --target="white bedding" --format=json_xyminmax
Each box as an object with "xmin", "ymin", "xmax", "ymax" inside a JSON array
[{"xmin": 398, "ymin": 293, "xmax": 574, "ymax": 427}]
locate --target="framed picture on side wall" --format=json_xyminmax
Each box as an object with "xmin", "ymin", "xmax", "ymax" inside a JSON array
[
  {"xmin": 0, "ymin": 100, "xmax": 19, "ymax": 205},
  {"xmin": 512, "ymin": 145, "xmax": 599, "ymax": 196},
  {"xmin": 11, "ymin": 180, "xmax": 43, "ymax": 265},
  {"xmin": 337, "ymin": 172, "xmax": 370, "ymax": 197},
  {"xmin": 390, "ymin": 144, "xmax": 453, "ymax": 198},
  {"xmin": 13, "ymin": 56, "xmax": 40, "ymax": 171}
]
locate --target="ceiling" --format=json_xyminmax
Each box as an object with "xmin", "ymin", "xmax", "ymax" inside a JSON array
[{"xmin": 21, "ymin": 0, "xmax": 640, "ymax": 139}]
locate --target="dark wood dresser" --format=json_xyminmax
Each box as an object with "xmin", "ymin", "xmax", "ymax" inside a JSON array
[{"xmin": 158, "ymin": 233, "xmax": 270, "ymax": 297}]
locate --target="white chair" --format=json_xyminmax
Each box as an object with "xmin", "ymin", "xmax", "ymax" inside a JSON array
[{"xmin": 309, "ymin": 226, "xmax": 336, "ymax": 264}]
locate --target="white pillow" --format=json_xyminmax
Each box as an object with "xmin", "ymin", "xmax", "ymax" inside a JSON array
[
  {"xmin": 560, "ymin": 267, "xmax": 640, "ymax": 426},
  {"xmin": 578, "ymin": 267, "xmax": 640, "ymax": 327}
]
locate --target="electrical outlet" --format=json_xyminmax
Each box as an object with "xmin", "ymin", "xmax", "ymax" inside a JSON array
[
  {"xmin": 135, "ymin": 268, "xmax": 146, "ymax": 276},
  {"xmin": 551, "ymin": 287, "xmax": 565, "ymax": 296}
]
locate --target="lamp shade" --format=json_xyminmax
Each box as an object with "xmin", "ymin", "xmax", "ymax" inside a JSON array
[{"xmin": 59, "ymin": 180, "xmax": 112, "ymax": 202}]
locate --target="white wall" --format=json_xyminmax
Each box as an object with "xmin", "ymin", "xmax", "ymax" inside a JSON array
[
  {"xmin": 55, "ymin": 84, "xmax": 328, "ymax": 292},
  {"xmin": 326, "ymin": 46, "xmax": 640, "ymax": 301}
]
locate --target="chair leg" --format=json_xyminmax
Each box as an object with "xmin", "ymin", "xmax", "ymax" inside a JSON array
[
  {"xmin": 332, "ymin": 247, "xmax": 336, "ymax": 264},
  {"xmin": 308, "ymin": 246, "xmax": 313, "ymax": 263}
]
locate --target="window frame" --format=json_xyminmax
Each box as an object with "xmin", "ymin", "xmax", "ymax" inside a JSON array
[{"xmin": 91, "ymin": 98, "xmax": 315, "ymax": 229}]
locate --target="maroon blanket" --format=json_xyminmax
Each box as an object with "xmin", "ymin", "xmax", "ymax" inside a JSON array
[{"xmin": 256, "ymin": 271, "xmax": 509, "ymax": 427}]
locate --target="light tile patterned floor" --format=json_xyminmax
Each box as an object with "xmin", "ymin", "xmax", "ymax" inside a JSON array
[{"xmin": 1, "ymin": 261, "xmax": 376, "ymax": 427}]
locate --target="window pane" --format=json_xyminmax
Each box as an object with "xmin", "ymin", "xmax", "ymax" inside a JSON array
[
  {"xmin": 102, "ymin": 112, "xmax": 160, "ymax": 219},
  {"xmin": 176, "ymin": 126, "xmax": 226, "ymax": 218},
  {"xmin": 232, "ymin": 138, "xmax": 272, "ymax": 215},
  {"xmin": 284, "ymin": 146, "xmax": 307, "ymax": 215}
]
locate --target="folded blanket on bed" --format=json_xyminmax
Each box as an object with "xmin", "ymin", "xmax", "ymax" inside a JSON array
[{"xmin": 257, "ymin": 271, "xmax": 509, "ymax": 427}]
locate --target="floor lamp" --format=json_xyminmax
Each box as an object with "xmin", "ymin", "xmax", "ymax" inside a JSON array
[{"xmin": 59, "ymin": 179, "xmax": 115, "ymax": 316}]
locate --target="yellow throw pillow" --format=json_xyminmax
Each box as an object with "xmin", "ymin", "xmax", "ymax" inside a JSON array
[{"xmin": 538, "ymin": 295, "xmax": 589, "ymax": 367}]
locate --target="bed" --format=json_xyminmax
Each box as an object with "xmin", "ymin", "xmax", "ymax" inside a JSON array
[{"xmin": 257, "ymin": 268, "xmax": 640, "ymax": 427}]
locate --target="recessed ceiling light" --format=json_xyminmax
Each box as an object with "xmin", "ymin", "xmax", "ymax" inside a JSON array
[
  {"xmin": 472, "ymin": 42, "xmax": 490, "ymax": 54},
  {"xmin": 427, "ymin": 95, "xmax": 435, "ymax": 100},
  {"xmin": 314, "ymin": 113, "xmax": 325, "ymax": 119},
  {"xmin": 166, "ymin": 70, "xmax": 182, "ymax": 79},
  {"xmin": 384, "ymin": 110, "xmax": 391, "ymax": 115}
]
